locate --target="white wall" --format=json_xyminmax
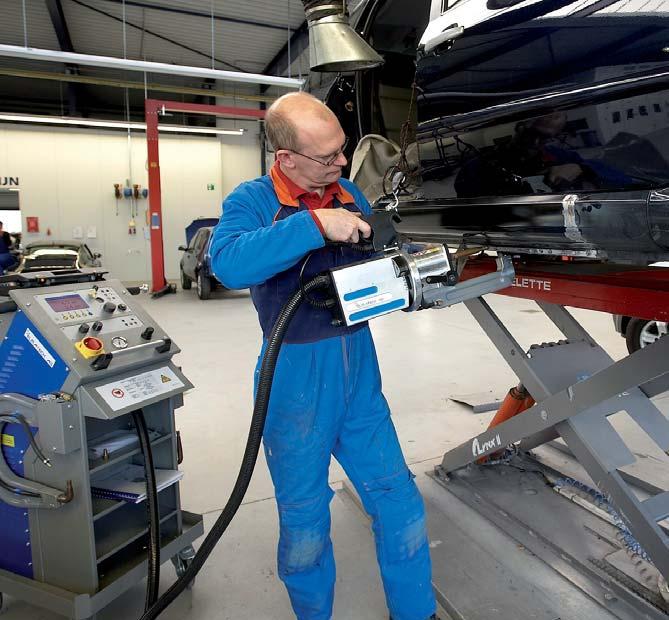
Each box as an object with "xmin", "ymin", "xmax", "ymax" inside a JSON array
[
  {"xmin": 219, "ymin": 119, "xmax": 263, "ymax": 197},
  {"xmin": 0, "ymin": 123, "xmax": 261, "ymax": 281}
]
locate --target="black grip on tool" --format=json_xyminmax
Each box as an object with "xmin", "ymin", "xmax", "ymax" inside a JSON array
[
  {"xmin": 361, "ymin": 211, "xmax": 402, "ymax": 252},
  {"xmin": 155, "ymin": 338, "xmax": 172, "ymax": 354}
]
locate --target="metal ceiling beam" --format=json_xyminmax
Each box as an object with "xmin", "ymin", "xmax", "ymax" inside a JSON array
[
  {"xmin": 260, "ymin": 20, "xmax": 309, "ymax": 93},
  {"xmin": 97, "ymin": 0, "xmax": 295, "ymax": 33},
  {"xmin": 45, "ymin": 0, "xmax": 81, "ymax": 115},
  {"xmin": 71, "ymin": 0, "xmax": 247, "ymax": 73},
  {"xmin": 45, "ymin": 0, "xmax": 75, "ymax": 52},
  {"xmin": 0, "ymin": 44, "xmax": 304, "ymax": 89},
  {"xmin": 0, "ymin": 68, "xmax": 278, "ymax": 103}
]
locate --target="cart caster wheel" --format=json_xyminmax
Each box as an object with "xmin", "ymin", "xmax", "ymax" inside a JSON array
[{"xmin": 171, "ymin": 546, "xmax": 196, "ymax": 590}]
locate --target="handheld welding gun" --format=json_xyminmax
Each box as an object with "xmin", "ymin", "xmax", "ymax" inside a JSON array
[{"xmin": 325, "ymin": 212, "xmax": 515, "ymax": 325}]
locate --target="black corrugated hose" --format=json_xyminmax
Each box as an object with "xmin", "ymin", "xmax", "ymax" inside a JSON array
[
  {"xmin": 138, "ymin": 274, "xmax": 331, "ymax": 620},
  {"xmin": 132, "ymin": 409, "xmax": 161, "ymax": 610}
]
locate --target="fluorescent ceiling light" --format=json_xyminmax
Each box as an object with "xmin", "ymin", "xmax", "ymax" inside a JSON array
[
  {"xmin": 0, "ymin": 44, "xmax": 304, "ymax": 90},
  {"xmin": 0, "ymin": 113, "xmax": 245, "ymax": 135}
]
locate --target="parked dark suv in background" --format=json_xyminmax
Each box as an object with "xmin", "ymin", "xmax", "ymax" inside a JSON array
[{"xmin": 179, "ymin": 226, "xmax": 220, "ymax": 300}]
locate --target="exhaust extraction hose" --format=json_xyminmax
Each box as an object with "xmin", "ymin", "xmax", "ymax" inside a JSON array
[{"xmin": 138, "ymin": 274, "xmax": 331, "ymax": 620}]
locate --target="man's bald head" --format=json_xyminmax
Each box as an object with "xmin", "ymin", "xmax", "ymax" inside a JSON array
[{"xmin": 265, "ymin": 92, "xmax": 338, "ymax": 152}]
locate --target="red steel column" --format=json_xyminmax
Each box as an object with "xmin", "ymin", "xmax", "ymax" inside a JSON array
[
  {"xmin": 145, "ymin": 99, "xmax": 168, "ymax": 293},
  {"xmin": 143, "ymin": 98, "xmax": 266, "ymax": 294}
]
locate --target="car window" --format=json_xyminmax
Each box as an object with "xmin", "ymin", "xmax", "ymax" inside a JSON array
[
  {"xmin": 79, "ymin": 246, "xmax": 91, "ymax": 266},
  {"xmin": 189, "ymin": 230, "xmax": 204, "ymax": 251},
  {"xmin": 194, "ymin": 229, "xmax": 210, "ymax": 253}
]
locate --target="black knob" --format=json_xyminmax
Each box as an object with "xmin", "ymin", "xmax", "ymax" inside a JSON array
[
  {"xmin": 78, "ymin": 323, "xmax": 90, "ymax": 334},
  {"xmin": 103, "ymin": 302, "xmax": 117, "ymax": 313},
  {"xmin": 92, "ymin": 321, "xmax": 103, "ymax": 331},
  {"xmin": 118, "ymin": 303, "xmax": 127, "ymax": 312},
  {"xmin": 141, "ymin": 326, "xmax": 155, "ymax": 340}
]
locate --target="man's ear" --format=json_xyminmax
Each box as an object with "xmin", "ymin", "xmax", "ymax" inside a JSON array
[{"xmin": 276, "ymin": 150, "xmax": 296, "ymax": 169}]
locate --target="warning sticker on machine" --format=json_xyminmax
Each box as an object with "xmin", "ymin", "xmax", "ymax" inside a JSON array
[
  {"xmin": 1, "ymin": 434, "xmax": 15, "ymax": 448},
  {"xmin": 95, "ymin": 366, "xmax": 184, "ymax": 411}
]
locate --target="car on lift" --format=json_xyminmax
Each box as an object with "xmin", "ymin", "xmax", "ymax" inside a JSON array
[
  {"xmin": 319, "ymin": 0, "xmax": 669, "ymax": 266},
  {"xmin": 178, "ymin": 226, "xmax": 220, "ymax": 300},
  {"xmin": 613, "ymin": 262, "xmax": 669, "ymax": 354},
  {"xmin": 15, "ymin": 240, "xmax": 102, "ymax": 273}
]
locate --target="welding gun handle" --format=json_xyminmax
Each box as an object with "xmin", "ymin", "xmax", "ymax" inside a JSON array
[{"xmin": 361, "ymin": 211, "xmax": 403, "ymax": 251}]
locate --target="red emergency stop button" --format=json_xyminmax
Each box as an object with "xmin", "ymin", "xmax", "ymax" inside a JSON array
[
  {"xmin": 83, "ymin": 337, "xmax": 103, "ymax": 351},
  {"xmin": 75, "ymin": 336, "xmax": 106, "ymax": 359}
]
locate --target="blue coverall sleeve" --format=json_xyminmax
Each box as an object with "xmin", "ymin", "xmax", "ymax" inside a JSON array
[{"xmin": 209, "ymin": 185, "xmax": 326, "ymax": 289}]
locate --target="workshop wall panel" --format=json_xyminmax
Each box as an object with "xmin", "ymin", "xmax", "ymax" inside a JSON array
[{"xmin": 0, "ymin": 124, "xmax": 258, "ymax": 282}]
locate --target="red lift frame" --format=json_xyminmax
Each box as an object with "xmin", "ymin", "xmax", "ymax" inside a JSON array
[
  {"xmin": 145, "ymin": 99, "xmax": 265, "ymax": 294},
  {"xmin": 461, "ymin": 256, "xmax": 669, "ymax": 321}
]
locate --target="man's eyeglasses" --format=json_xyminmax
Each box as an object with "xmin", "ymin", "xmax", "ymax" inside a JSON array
[{"xmin": 281, "ymin": 138, "xmax": 349, "ymax": 167}]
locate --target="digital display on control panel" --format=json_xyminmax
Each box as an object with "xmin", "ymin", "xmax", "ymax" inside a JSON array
[{"xmin": 45, "ymin": 294, "xmax": 90, "ymax": 313}]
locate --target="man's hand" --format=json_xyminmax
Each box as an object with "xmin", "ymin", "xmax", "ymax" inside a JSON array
[{"xmin": 312, "ymin": 209, "xmax": 372, "ymax": 244}]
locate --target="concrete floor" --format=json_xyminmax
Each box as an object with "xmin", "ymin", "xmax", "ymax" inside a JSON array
[{"xmin": 1, "ymin": 285, "xmax": 656, "ymax": 619}]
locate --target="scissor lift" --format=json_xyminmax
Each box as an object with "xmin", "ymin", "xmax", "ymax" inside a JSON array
[{"xmin": 428, "ymin": 258, "xmax": 669, "ymax": 619}]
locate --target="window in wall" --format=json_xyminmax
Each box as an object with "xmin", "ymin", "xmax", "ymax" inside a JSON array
[
  {"xmin": 654, "ymin": 103, "xmax": 662, "ymax": 113},
  {"xmin": 612, "ymin": 111, "xmax": 621, "ymax": 123},
  {"xmin": 639, "ymin": 105, "xmax": 648, "ymax": 116},
  {"xmin": 627, "ymin": 108, "xmax": 634, "ymax": 119}
]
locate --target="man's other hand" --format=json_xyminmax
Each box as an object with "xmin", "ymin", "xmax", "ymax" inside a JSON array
[{"xmin": 312, "ymin": 209, "xmax": 372, "ymax": 244}]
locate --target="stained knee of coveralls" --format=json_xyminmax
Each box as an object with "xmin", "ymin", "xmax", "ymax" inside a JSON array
[
  {"xmin": 363, "ymin": 469, "xmax": 429, "ymax": 564},
  {"xmin": 278, "ymin": 488, "xmax": 335, "ymax": 576}
]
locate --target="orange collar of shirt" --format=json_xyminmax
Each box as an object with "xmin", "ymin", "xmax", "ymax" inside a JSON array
[{"xmin": 270, "ymin": 161, "xmax": 355, "ymax": 209}]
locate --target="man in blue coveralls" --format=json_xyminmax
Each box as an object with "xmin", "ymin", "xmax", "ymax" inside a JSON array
[{"xmin": 210, "ymin": 92, "xmax": 438, "ymax": 620}]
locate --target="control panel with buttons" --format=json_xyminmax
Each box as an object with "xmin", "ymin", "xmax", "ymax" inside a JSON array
[
  {"xmin": 34, "ymin": 285, "xmax": 152, "ymax": 363},
  {"xmin": 35, "ymin": 286, "xmax": 131, "ymax": 326},
  {"xmin": 11, "ymin": 278, "xmax": 174, "ymax": 382}
]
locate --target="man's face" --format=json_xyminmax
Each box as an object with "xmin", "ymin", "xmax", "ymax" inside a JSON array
[{"xmin": 279, "ymin": 116, "xmax": 347, "ymax": 189}]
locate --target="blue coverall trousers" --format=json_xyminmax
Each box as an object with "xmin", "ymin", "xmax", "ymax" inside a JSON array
[
  {"xmin": 256, "ymin": 327, "xmax": 436, "ymax": 620},
  {"xmin": 0, "ymin": 253, "xmax": 15, "ymax": 275}
]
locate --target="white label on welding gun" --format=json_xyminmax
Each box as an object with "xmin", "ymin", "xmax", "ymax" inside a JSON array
[
  {"xmin": 24, "ymin": 328, "xmax": 56, "ymax": 368},
  {"xmin": 96, "ymin": 366, "xmax": 184, "ymax": 411},
  {"xmin": 344, "ymin": 292, "xmax": 393, "ymax": 313}
]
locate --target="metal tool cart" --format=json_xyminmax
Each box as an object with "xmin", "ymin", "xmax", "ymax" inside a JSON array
[{"xmin": 0, "ymin": 269, "xmax": 203, "ymax": 619}]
